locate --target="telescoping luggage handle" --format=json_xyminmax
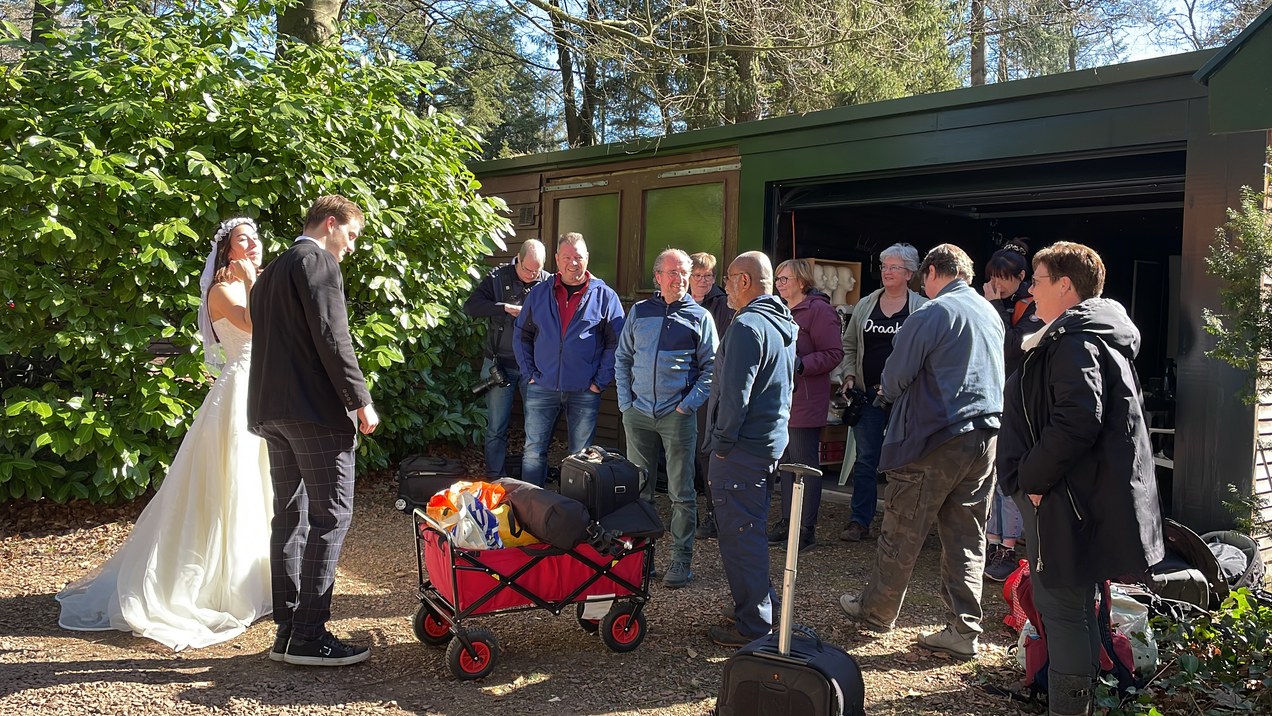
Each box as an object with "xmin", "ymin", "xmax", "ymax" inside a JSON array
[{"xmin": 776, "ymin": 462, "xmax": 822, "ymax": 658}]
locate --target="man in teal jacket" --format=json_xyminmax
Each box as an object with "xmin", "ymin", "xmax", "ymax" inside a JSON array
[{"xmin": 615, "ymin": 249, "xmax": 717, "ymax": 589}]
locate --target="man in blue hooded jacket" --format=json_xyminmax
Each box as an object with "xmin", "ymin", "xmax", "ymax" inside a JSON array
[
  {"xmin": 615, "ymin": 248, "xmax": 717, "ymax": 589},
  {"xmin": 704, "ymin": 251, "xmax": 797, "ymax": 648},
  {"xmin": 514, "ymin": 233, "xmax": 625, "ymax": 486}
]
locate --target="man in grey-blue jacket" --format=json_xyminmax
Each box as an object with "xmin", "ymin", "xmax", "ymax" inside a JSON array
[
  {"xmin": 839, "ymin": 243, "xmax": 1004, "ymax": 663},
  {"xmin": 615, "ymin": 249, "xmax": 717, "ymax": 590}
]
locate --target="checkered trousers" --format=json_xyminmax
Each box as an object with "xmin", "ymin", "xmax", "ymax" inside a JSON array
[{"xmin": 256, "ymin": 419, "xmax": 358, "ymax": 640}]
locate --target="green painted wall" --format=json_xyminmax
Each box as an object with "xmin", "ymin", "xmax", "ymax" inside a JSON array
[{"xmin": 1207, "ymin": 29, "xmax": 1272, "ymax": 133}]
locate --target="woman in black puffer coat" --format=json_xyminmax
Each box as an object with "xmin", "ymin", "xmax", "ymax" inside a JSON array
[{"xmin": 996, "ymin": 242, "xmax": 1164, "ymax": 716}]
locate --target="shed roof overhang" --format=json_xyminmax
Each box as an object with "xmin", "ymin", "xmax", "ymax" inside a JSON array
[
  {"xmin": 1194, "ymin": 6, "xmax": 1272, "ymax": 134},
  {"xmin": 475, "ymin": 51, "xmax": 1214, "ymax": 178}
]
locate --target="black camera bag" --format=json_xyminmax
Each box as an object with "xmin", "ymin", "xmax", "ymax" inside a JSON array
[{"xmin": 395, "ymin": 455, "xmax": 465, "ymax": 512}]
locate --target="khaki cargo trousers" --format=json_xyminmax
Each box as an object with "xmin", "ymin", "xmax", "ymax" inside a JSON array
[{"xmin": 858, "ymin": 428, "xmax": 997, "ymax": 637}]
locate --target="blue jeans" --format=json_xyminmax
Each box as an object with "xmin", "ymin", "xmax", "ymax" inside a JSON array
[
  {"xmin": 711, "ymin": 449, "xmax": 779, "ymax": 638},
  {"xmin": 521, "ymin": 383, "xmax": 601, "ymax": 487},
  {"xmin": 850, "ymin": 394, "xmax": 886, "ymax": 528},
  {"xmin": 624, "ymin": 408, "xmax": 697, "ymax": 566},
  {"xmin": 987, "ymin": 478, "xmax": 1023, "ymax": 541},
  {"xmin": 482, "ymin": 359, "xmax": 526, "ymax": 477}
]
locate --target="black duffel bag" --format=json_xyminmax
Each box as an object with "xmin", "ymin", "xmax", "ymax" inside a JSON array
[{"xmin": 494, "ymin": 477, "xmax": 591, "ymax": 550}]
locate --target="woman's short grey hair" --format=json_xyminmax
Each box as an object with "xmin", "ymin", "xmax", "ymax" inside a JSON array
[{"xmin": 880, "ymin": 243, "xmax": 919, "ymax": 272}]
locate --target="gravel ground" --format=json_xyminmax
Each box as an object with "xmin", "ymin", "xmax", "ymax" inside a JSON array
[{"xmin": 0, "ymin": 452, "xmax": 1032, "ymax": 716}]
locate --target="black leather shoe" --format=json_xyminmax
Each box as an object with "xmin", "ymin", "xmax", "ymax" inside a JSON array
[
  {"xmin": 269, "ymin": 624, "xmax": 291, "ymax": 662},
  {"xmin": 283, "ymin": 631, "xmax": 370, "ymax": 667},
  {"xmin": 695, "ymin": 515, "xmax": 718, "ymax": 539},
  {"xmin": 766, "ymin": 518, "xmax": 789, "ymax": 545},
  {"xmin": 708, "ymin": 623, "xmax": 760, "ymax": 649}
]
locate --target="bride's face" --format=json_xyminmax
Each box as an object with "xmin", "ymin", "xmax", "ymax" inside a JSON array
[{"xmin": 227, "ymin": 225, "xmax": 262, "ymax": 268}]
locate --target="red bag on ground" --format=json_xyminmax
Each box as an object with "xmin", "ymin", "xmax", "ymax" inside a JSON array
[
  {"xmin": 1017, "ymin": 575, "xmax": 1137, "ymax": 694},
  {"xmin": 1003, "ymin": 558, "xmax": 1031, "ymax": 632}
]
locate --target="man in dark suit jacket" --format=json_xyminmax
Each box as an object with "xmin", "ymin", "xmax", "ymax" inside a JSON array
[{"xmin": 248, "ymin": 194, "xmax": 380, "ymax": 667}]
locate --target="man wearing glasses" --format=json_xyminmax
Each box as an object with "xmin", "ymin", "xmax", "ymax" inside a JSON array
[
  {"xmin": 703, "ymin": 251, "xmax": 797, "ymax": 648},
  {"xmin": 615, "ymin": 249, "xmax": 717, "ymax": 589},
  {"xmin": 688, "ymin": 252, "xmax": 734, "ymax": 539},
  {"xmin": 463, "ymin": 239, "xmax": 550, "ymax": 476}
]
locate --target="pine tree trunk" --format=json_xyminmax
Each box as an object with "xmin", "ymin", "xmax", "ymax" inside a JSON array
[
  {"xmin": 970, "ymin": 0, "xmax": 986, "ymax": 86},
  {"xmin": 549, "ymin": 1, "xmax": 588, "ymax": 147}
]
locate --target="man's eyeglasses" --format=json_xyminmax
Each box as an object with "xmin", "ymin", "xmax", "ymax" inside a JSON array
[
  {"xmin": 1034, "ymin": 273, "xmax": 1059, "ymax": 282},
  {"xmin": 725, "ymin": 272, "xmax": 749, "ymax": 283},
  {"xmin": 657, "ymin": 269, "xmax": 689, "ymax": 277}
]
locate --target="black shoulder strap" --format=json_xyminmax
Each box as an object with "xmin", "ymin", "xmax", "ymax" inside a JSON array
[{"xmin": 1098, "ymin": 580, "xmax": 1140, "ymax": 692}]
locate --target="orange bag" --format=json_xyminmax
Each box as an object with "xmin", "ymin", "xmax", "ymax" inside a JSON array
[{"xmin": 424, "ymin": 481, "xmax": 541, "ymax": 547}]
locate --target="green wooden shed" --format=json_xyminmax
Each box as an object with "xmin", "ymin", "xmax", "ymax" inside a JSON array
[{"xmin": 474, "ymin": 45, "xmax": 1272, "ymax": 543}]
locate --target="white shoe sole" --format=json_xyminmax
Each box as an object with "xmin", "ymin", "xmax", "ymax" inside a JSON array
[{"xmin": 282, "ymin": 649, "xmax": 371, "ymax": 666}]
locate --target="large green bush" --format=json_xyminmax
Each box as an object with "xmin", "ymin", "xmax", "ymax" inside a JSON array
[{"xmin": 0, "ymin": 1, "xmax": 510, "ymax": 502}]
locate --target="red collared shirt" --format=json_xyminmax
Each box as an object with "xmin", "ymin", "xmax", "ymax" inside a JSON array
[{"xmin": 554, "ymin": 272, "xmax": 591, "ymax": 332}]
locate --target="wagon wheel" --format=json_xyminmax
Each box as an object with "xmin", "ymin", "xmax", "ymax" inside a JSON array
[
  {"xmin": 600, "ymin": 602, "xmax": 646, "ymax": 652},
  {"xmin": 445, "ymin": 627, "xmax": 500, "ymax": 680},
  {"xmin": 412, "ymin": 603, "xmax": 452, "ymax": 646},
  {"xmin": 575, "ymin": 603, "xmax": 601, "ymax": 633}
]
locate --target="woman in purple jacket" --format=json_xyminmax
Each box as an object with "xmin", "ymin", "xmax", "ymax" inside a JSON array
[{"xmin": 768, "ymin": 259, "xmax": 844, "ymax": 551}]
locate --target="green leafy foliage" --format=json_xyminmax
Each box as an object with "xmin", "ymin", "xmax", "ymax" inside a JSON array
[
  {"xmin": 1099, "ymin": 589, "xmax": 1272, "ymax": 714},
  {"xmin": 0, "ymin": 0, "xmax": 511, "ymax": 503},
  {"xmin": 1203, "ymin": 158, "xmax": 1272, "ymax": 404}
]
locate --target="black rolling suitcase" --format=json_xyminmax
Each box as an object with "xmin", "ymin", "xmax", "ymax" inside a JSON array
[
  {"xmin": 394, "ymin": 455, "xmax": 465, "ymax": 512},
  {"xmin": 716, "ymin": 463, "xmax": 865, "ymax": 716},
  {"xmin": 559, "ymin": 445, "xmax": 644, "ymax": 519}
]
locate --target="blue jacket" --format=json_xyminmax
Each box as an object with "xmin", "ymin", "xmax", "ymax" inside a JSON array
[
  {"xmin": 615, "ymin": 294, "xmax": 717, "ymax": 419},
  {"xmin": 513, "ymin": 274, "xmax": 625, "ymax": 393},
  {"xmin": 878, "ymin": 279, "xmax": 1005, "ymax": 472},
  {"xmin": 705, "ymin": 294, "xmax": 797, "ymax": 460}
]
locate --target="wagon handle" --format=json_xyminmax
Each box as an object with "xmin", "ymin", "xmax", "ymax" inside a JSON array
[{"xmin": 414, "ymin": 507, "xmax": 448, "ymax": 534}]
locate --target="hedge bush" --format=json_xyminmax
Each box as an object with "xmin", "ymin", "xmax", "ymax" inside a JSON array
[{"xmin": 0, "ymin": 1, "xmax": 510, "ymax": 502}]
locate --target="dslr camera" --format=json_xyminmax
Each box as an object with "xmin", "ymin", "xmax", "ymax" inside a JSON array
[{"xmin": 471, "ymin": 364, "xmax": 512, "ymax": 396}]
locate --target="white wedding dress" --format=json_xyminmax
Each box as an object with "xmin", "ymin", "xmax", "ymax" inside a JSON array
[{"xmin": 56, "ymin": 318, "xmax": 273, "ymax": 650}]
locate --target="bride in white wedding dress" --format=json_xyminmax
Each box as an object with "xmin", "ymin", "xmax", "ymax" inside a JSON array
[{"xmin": 56, "ymin": 217, "xmax": 273, "ymax": 651}]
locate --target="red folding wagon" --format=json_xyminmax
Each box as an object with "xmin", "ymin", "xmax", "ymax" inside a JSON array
[{"xmin": 411, "ymin": 509, "xmax": 656, "ymax": 680}]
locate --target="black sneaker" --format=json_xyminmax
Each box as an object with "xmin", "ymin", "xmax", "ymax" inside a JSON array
[
  {"xmin": 269, "ymin": 623, "xmax": 291, "ymax": 662},
  {"xmin": 797, "ymin": 528, "xmax": 817, "ymax": 552},
  {"xmin": 283, "ymin": 631, "xmax": 370, "ymax": 666}
]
